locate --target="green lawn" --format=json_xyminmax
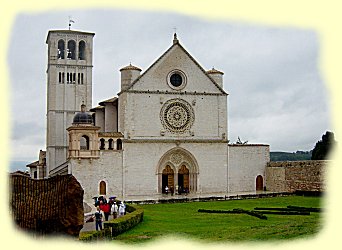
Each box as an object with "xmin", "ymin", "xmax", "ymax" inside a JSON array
[{"xmin": 113, "ymin": 196, "xmax": 323, "ymax": 244}]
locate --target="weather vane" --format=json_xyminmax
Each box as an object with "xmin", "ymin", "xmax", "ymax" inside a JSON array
[{"xmin": 68, "ymin": 16, "xmax": 75, "ymax": 30}]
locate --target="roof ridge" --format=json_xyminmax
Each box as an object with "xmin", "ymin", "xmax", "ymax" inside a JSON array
[{"xmin": 118, "ymin": 41, "xmax": 227, "ymax": 95}]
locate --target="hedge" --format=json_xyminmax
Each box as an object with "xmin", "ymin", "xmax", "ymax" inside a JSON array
[
  {"xmin": 104, "ymin": 205, "xmax": 144, "ymax": 237},
  {"xmin": 79, "ymin": 204, "xmax": 144, "ymax": 241},
  {"xmin": 79, "ymin": 228, "xmax": 111, "ymax": 242}
]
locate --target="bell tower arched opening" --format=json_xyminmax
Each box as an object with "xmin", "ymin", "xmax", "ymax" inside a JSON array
[
  {"xmin": 67, "ymin": 40, "xmax": 76, "ymax": 59},
  {"xmin": 57, "ymin": 39, "xmax": 65, "ymax": 59},
  {"xmin": 78, "ymin": 41, "xmax": 86, "ymax": 60}
]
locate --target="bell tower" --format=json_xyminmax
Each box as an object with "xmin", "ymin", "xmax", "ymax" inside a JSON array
[{"xmin": 45, "ymin": 29, "xmax": 95, "ymax": 175}]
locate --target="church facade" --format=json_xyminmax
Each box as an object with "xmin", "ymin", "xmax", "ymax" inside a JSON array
[{"xmin": 28, "ymin": 29, "xmax": 269, "ymax": 204}]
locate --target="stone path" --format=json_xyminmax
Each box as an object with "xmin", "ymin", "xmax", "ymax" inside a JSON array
[{"xmin": 81, "ymin": 214, "xmax": 116, "ymax": 232}]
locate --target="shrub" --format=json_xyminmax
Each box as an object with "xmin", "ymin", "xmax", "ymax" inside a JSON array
[
  {"xmin": 104, "ymin": 205, "xmax": 144, "ymax": 237},
  {"xmin": 79, "ymin": 228, "xmax": 110, "ymax": 241}
]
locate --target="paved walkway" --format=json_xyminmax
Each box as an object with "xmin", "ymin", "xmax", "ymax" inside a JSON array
[{"xmin": 81, "ymin": 214, "xmax": 117, "ymax": 232}]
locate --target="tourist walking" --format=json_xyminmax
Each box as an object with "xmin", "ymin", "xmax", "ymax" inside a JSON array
[
  {"xmin": 111, "ymin": 201, "xmax": 118, "ymax": 219},
  {"xmin": 118, "ymin": 202, "xmax": 125, "ymax": 217},
  {"xmin": 103, "ymin": 202, "xmax": 111, "ymax": 221},
  {"xmin": 94, "ymin": 206, "xmax": 104, "ymax": 231}
]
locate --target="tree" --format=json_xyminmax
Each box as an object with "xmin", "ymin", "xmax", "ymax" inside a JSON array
[{"xmin": 311, "ymin": 131, "xmax": 337, "ymax": 160}]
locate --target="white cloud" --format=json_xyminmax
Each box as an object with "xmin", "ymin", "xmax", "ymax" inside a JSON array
[{"xmin": 9, "ymin": 9, "xmax": 332, "ymax": 161}]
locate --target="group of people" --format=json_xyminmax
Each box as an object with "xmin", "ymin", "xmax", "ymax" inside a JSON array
[
  {"xmin": 93, "ymin": 196, "xmax": 126, "ymax": 231},
  {"xmin": 164, "ymin": 185, "xmax": 189, "ymax": 195}
]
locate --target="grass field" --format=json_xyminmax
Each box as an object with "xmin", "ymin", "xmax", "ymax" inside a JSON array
[{"xmin": 113, "ymin": 196, "xmax": 323, "ymax": 244}]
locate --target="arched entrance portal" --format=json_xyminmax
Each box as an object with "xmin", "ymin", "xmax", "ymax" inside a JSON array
[
  {"xmin": 256, "ymin": 175, "xmax": 263, "ymax": 191},
  {"xmin": 157, "ymin": 147, "xmax": 199, "ymax": 194},
  {"xmin": 162, "ymin": 165, "xmax": 174, "ymax": 193}
]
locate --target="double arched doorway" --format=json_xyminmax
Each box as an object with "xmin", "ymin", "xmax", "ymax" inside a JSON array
[{"xmin": 158, "ymin": 147, "xmax": 198, "ymax": 195}]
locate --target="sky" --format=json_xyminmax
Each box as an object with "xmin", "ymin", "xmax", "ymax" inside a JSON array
[{"xmin": 8, "ymin": 9, "xmax": 332, "ymax": 170}]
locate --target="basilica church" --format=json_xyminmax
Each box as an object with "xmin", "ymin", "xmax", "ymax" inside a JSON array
[{"xmin": 27, "ymin": 29, "xmax": 270, "ymax": 204}]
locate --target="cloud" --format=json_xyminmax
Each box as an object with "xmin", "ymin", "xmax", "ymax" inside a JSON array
[{"xmin": 8, "ymin": 9, "xmax": 332, "ymax": 161}]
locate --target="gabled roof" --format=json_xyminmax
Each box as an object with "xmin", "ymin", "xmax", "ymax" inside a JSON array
[{"xmin": 118, "ymin": 35, "xmax": 227, "ymax": 95}]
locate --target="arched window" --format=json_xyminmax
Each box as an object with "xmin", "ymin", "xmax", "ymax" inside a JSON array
[
  {"xmin": 67, "ymin": 40, "xmax": 76, "ymax": 60},
  {"xmin": 57, "ymin": 40, "xmax": 65, "ymax": 59},
  {"xmin": 100, "ymin": 138, "xmax": 105, "ymax": 150},
  {"xmin": 117, "ymin": 139, "xmax": 122, "ymax": 150},
  {"xmin": 108, "ymin": 139, "xmax": 114, "ymax": 150},
  {"xmin": 80, "ymin": 135, "xmax": 90, "ymax": 150},
  {"xmin": 33, "ymin": 170, "xmax": 37, "ymax": 179},
  {"xmin": 99, "ymin": 181, "xmax": 106, "ymax": 195},
  {"xmin": 78, "ymin": 41, "xmax": 86, "ymax": 60}
]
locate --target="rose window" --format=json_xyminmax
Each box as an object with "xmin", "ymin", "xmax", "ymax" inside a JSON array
[{"xmin": 160, "ymin": 98, "xmax": 194, "ymax": 133}]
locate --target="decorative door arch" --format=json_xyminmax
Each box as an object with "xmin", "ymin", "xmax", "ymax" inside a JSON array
[{"xmin": 157, "ymin": 147, "xmax": 199, "ymax": 194}]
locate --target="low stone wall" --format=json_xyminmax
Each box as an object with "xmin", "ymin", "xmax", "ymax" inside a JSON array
[{"xmin": 266, "ymin": 160, "xmax": 328, "ymax": 192}]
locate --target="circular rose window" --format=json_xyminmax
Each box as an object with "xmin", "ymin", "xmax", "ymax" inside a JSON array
[
  {"xmin": 160, "ymin": 98, "xmax": 194, "ymax": 133},
  {"xmin": 167, "ymin": 70, "xmax": 187, "ymax": 90}
]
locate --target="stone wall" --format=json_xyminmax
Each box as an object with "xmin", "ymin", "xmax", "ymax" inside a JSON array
[
  {"xmin": 266, "ymin": 160, "xmax": 328, "ymax": 192},
  {"xmin": 10, "ymin": 173, "xmax": 84, "ymax": 237},
  {"xmin": 70, "ymin": 150, "xmax": 123, "ymax": 203},
  {"xmin": 228, "ymin": 144, "xmax": 270, "ymax": 193}
]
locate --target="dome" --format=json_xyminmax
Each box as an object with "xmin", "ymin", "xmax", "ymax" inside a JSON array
[
  {"xmin": 119, "ymin": 63, "xmax": 141, "ymax": 72},
  {"xmin": 206, "ymin": 67, "xmax": 224, "ymax": 75},
  {"xmin": 73, "ymin": 104, "xmax": 93, "ymax": 124}
]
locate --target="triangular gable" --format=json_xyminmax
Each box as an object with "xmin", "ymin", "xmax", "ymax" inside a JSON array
[{"xmin": 118, "ymin": 39, "xmax": 227, "ymax": 95}]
